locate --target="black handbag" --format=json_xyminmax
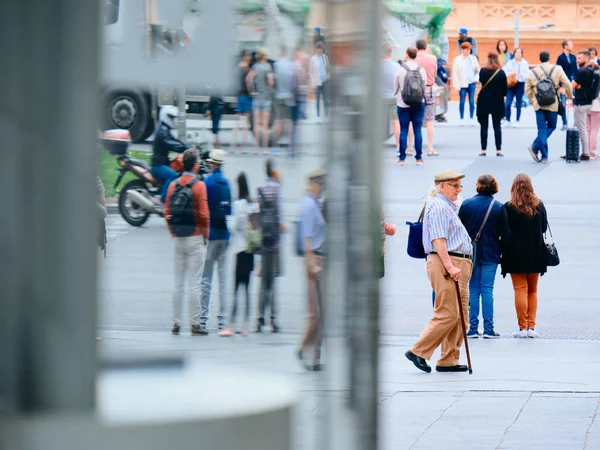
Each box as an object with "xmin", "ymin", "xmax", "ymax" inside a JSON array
[{"xmin": 544, "ymin": 222, "xmax": 560, "ymax": 267}]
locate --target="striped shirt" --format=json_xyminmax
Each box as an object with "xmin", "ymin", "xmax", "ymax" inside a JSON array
[{"xmin": 422, "ymin": 194, "xmax": 473, "ymax": 255}]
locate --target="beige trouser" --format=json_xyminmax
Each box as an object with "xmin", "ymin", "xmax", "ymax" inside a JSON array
[
  {"xmin": 411, "ymin": 254, "xmax": 473, "ymax": 367},
  {"xmin": 300, "ymin": 256, "xmax": 324, "ymax": 363},
  {"xmin": 575, "ymin": 104, "xmax": 593, "ymax": 156}
]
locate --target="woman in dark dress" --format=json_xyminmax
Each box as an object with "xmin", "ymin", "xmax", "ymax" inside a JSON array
[
  {"xmin": 477, "ymin": 51, "xmax": 508, "ymax": 157},
  {"xmin": 501, "ymin": 174, "xmax": 548, "ymax": 339}
]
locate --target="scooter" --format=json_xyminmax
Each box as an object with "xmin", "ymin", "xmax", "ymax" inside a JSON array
[{"xmin": 100, "ymin": 129, "xmax": 210, "ymax": 227}]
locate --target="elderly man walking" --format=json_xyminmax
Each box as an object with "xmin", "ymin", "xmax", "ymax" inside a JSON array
[{"xmin": 406, "ymin": 170, "xmax": 474, "ymax": 373}]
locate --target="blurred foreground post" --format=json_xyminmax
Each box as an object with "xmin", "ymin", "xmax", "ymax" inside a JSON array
[{"xmin": 323, "ymin": 0, "xmax": 381, "ymax": 449}]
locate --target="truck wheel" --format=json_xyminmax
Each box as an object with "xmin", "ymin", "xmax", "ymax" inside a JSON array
[{"xmin": 104, "ymin": 91, "xmax": 149, "ymax": 142}]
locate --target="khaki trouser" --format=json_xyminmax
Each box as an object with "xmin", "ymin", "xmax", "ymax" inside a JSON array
[
  {"xmin": 172, "ymin": 235, "xmax": 207, "ymax": 326},
  {"xmin": 411, "ymin": 254, "xmax": 473, "ymax": 367},
  {"xmin": 574, "ymin": 104, "xmax": 593, "ymax": 156},
  {"xmin": 300, "ymin": 255, "xmax": 324, "ymax": 364}
]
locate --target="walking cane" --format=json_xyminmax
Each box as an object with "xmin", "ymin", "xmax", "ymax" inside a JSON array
[{"xmin": 445, "ymin": 274, "xmax": 473, "ymax": 374}]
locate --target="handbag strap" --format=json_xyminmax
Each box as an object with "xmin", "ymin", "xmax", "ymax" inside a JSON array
[
  {"xmin": 481, "ymin": 69, "xmax": 500, "ymax": 90},
  {"xmin": 474, "ymin": 199, "xmax": 495, "ymax": 242},
  {"xmin": 417, "ymin": 203, "xmax": 426, "ymax": 222}
]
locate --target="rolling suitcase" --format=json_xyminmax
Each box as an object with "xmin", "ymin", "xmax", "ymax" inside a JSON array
[{"xmin": 565, "ymin": 105, "xmax": 580, "ymax": 163}]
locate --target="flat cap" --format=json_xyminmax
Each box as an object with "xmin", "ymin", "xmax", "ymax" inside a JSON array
[
  {"xmin": 434, "ymin": 170, "xmax": 465, "ymax": 184},
  {"xmin": 307, "ymin": 168, "xmax": 327, "ymax": 180}
]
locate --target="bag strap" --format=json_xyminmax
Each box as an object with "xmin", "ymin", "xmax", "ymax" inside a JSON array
[
  {"xmin": 417, "ymin": 203, "xmax": 426, "ymax": 223},
  {"xmin": 474, "ymin": 199, "xmax": 495, "ymax": 243},
  {"xmin": 481, "ymin": 69, "xmax": 500, "ymax": 90}
]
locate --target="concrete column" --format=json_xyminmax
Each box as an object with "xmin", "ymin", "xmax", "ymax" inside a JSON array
[{"xmin": 0, "ymin": 0, "xmax": 100, "ymax": 413}]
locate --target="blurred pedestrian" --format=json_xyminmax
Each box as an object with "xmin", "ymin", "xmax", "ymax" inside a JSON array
[
  {"xmin": 525, "ymin": 51, "xmax": 572, "ymax": 163},
  {"xmin": 220, "ymin": 172, "xmax": 258, "ymax": 337},
  {"xmin": 206, "ymin": 94, "xmax": 224, "ymax": 148},
  {"xmin": 501, "ymin": 174, "xmax": 548, "ymax": 339},
  {"xmin": 294, "ymin": 46, "xmax": 310, "ymax": 121},
  {"xmin": 256, "ymin": 160, "xmax": 283, "ymax": 333},
  {"xmin": 247, "ymin": 48, "xmax": 275, "ymax": 154},
  {"xmin": 309, "ymin": 43, "xmax": 329, "ymax": 122},
  {"xmin": 382, "ymin": 43, "xmax": 401, "ymax": 152},
  {"xmin": 415, "ymin": 39, "xmax": 439, "ymax": 156},
  {"xmin": 164, "ymin": 149, "xmax": 210, "ymax": 336},
  {"xmin": 200, "ymin": 149, "xmax": 232, "ymax": 333},
  {"xmin": 394, "ymin": 46, "xmax": 427, "ymax": 166},
  {"xmin": 457, "ymin": 28, "xmax": 478, "ymax": 58},
  {"xmin": 405, "ymin": 170, "xmax": 473, "ymax": 374},
  {"xmin": 589, "ymin": 46, "xmax": 598, "ymax": 64},
  {"xmin": 297, "ymin": 168, "xmax": 327, "ymax": 372},
  {"xmin": 452, "ymin": 42, "xmax": 480, "ymax": 126},
  {"xmin": 459, "ymin": 175, "xmax": 508, "ymax": 339},
  {"xmin": 272, "ymin": 46, "xmax": 296, "ymax": 155},
  {"xmin": 587, "ymin": 62, "xmax": 600, "ymax": 158},
  {"xmin": 477, "ymin": 51, "xmax": 508, "ymax": 157},
  {"xmin": 231, "ymin": 50, "xmax": 254, "ymax": 154},
  {"xmin": 496, "ymin": 39, "xmax": 513, "ymax": 66},
  {"xmin": 556, "ymin": 40, "xmax": 577, "ymax": 130},
  {"xmin": 503, "ymin": 47, "xmax": 530, "ymax": 128}
]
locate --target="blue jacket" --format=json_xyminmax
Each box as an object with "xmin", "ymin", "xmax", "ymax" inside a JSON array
[
  {"xmin": 204, "ymin": 168, "xmax": 232, "ymax": 241},
  {"xmin": 556, "ymin": 52, "xmax": 578, "ymax": 82},
  {"xmin": 458, "ymin": 194, "xmax": 508, "ymax": 264}
]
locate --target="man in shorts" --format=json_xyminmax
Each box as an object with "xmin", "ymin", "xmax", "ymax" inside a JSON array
[{"xmin": 247, "ymin": 48, "xmax": 275, "ymax": 154}]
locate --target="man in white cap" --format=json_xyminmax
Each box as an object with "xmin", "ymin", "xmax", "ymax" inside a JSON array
[
  {"xmin": 405, "ymin": 170, "xmax": 473, "ymax": 374},
  {"xmin": 199, "ymin": 149, "xmax": 232, "ymax": 334}
]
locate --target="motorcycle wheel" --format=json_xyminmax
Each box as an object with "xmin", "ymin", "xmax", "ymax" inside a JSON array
[{"xmin": 119, "ymin": 179, "xmax": 151, "ymax": 227}]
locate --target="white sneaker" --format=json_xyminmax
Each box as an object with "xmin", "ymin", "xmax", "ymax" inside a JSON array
[
  {"xmin": 513, "ymin": 330, "xmax": 528, "ymax": 339},
  {"xmin": 460, "ymin": 119, "xmax": 466, "ymax": 127},
  {"xmin": 527, "ymin": 329, "xmax": 540, "ymax": 339},
  {"xmin": 514, "ymin": 122, "xmax": 520, "ymax": 128},
  {"xmin": 502, "ymin": 120, "xmax": 509, "ymax": 128},
  {"xmin": 470, "ymin": 118, "xmax": 476, "ymax": 127}
]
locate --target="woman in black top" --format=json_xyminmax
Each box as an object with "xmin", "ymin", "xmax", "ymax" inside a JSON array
[
  {"xmin": 501, "ymin": 174, "xmax": 548, "ymax": 339},
  {"xmin": 477, "ymin": 51, "xmax": 508, "ymax": 157}
]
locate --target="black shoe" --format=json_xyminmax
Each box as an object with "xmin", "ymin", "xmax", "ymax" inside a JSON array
[
  {"xmin": 172, "ymin": 323, "xmax": 180, "ymax": 335},
  {"xmin": 296, "ymin": 349, "xmax": 312, "ymax": 371},
  {"xmin": 256, "ymin": 317, "xmax": 265, "ymax": 333},
  {"xmin": 312, "ymin": 363, "xmax": 325, "ymax": 372},
  {"xmin": 405, "ymin": 350, "xmax": 431, "ymax": 373},
  {"xmin": 271, "ymin": 321, "xmax": 280, "ymax": 333},
  {"xmin": 435, "ymin": 365, "xmax": 469, "ymax": 372},
  {"xmin": 191, "ymin": 324, "xmax": 205, "ymax": 336}
]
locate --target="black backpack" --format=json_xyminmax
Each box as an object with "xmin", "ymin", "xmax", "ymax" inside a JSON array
[
  {"xmin": 259, "ymin": 187, "xmax": 280, "ymax": 249},
  {"xmin": 587, "ymin": 66, "xmax": 600, "ymax": 101},
  {"xmin": 169, "ymin": 178, "xmax": 198, "ymax": 237},
  {"xmin": 533, "ymin": 66, "xmax": 557, "ymax": 107},
  {"xmin": 399, "ymin": 62, "xmax": 425, "ymax": 106}
]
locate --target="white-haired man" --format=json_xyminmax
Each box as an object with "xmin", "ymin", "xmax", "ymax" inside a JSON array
[{"xmin": 406, "ymin": 170, "xmax": 473, "ymax": 374}]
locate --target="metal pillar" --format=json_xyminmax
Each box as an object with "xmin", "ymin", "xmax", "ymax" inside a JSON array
[{"xmin": 0, "ymin": 0, "xmax": 100, "ymax": 413}]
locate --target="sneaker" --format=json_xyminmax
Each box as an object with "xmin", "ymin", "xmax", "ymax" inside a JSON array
[
  {"xmin": 483, "ymin": 330, "xmax": 500, "ymax": 339},
  {"xmin": 514, "ymin": 121, "xmax": 520, "ymax": 128},
  {"xmin": 528, "ymin": 146, "xmax": 540, "ymax": 163},
  {"xmin": 218, "ymin": 328, "xmax": 235, "ymax": 337},
  {"xmin": 459, "ymin": 119, "xmax": 466, "ymax": 127},
  {"xmin": 218, "ymin": 322, "xmax": 226, "ymax": 330},
  {"xmin": 527, "ymin": 329, "xmax": 540, "ymax": 339},
  {"xmin": 540, "ymin": 159, "xmax": 549, "ymax": 164},
  {"xmin": 561, "ymin": 124, "xmax": 568, "ymax": 131},
  {"xmin": 581, "ymin": 154, "xmax": 591, "ymax": 161},
  {"xmin": 172, "ymin": 323, "xmax": 180, "ymax": 335},
  {"xmin": 466, "ymin": 329, "xmax": 479, "ymax": 339},
  {"xmin": 470, "ymin": 118, "xmax": 476, "ymax": 127},
  {"xmin": 256, "ymin": 317, "xmax": 265, "ymax": 333},
  {"xmin": 194, "ymin": 323, "xmax": 209, "ymax": 336},
  {"xmin": 513, "ymin": 330, "xmax": 528, "ymax": 339},
  {"xmin": 397, "ymin": 159, "xmax": 406, "ymax": 166},
  {"xmin": 271, "ymin": 321, "xmax": 280, "ymax": 333},
  {"xmin": 501, "ymin": 120, "xmax": 508, "ymax": 127},
  {"xmin": 416, "ymin": 159, "xmax": 424, "ymax": 166}
]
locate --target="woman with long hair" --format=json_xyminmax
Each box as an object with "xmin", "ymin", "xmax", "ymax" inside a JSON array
[
  {"xmin": 501, "ymin": 174, "xmax": 548, "ymax": 339},
  {"xmin": 220, "ymin": 172, "xmax": 257, "ymax": 337},
  {"xmin": 476, "ymin": 51, "xmax": 508, "ymax": 157},
  {"xmin": 496, "ymin": 39, "xmax": 513, "ymax": 66},
  {"xmin": 503, "ymin": 47, "xmax": 530, "ymax": 127},
  {"xmin": 230, "ymin": 50, "xmax": 254, "ymax": 153}
]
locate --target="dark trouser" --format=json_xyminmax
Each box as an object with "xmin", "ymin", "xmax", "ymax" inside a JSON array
[
  {"xmin": 151, "ymin": 165, "xmax": 178, "ymax": 203},
  {"xmin": 230, "ymin": 251, "xmax": 254, "ymax": 324},
  {"xmin": 559, "ymin": 93, "xmax": 568, "ymax": 126},
  {"xmin": 478, "ymin": 113, "xmax": 503, "ymax": 151},
  {"xmin": 398, "ymin": 103, "xmax": 425, "ymax": 160},
  {"xmin": 459, "ymin": 83, "xmax": 476, "ymax": 119},
  {"xmin": 532, "ymin": 109, "xmax": 558, "ymax": 161},
  {"xmin": 316, "ymin": 82, "xmax": 328, "ymax": 117},
  {"xmin": 505, "ymin": 82, "xmax": 525, "ymax": 122},
  {"xmin": 259, "ymin": 251, "xmax": 278, "ymax": 322}
]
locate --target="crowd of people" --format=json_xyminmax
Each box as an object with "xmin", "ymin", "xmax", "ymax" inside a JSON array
[
  {"xmin": 386, "ymin": 29, "xmax": 600, "ymax": 164},
  {"xmin": 159, "ymin": 145, "xmax": 327, "ymax": 372}
]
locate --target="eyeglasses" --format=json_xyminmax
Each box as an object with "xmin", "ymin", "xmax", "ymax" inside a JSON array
[{"xmin": 446, "ymin": 182, "xmax": 463, "ymax": 189}]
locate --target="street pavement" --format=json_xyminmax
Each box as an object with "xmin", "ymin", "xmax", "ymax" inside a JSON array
[{"xmin": 100, "ymin": 101, "xmax": 600, "ymax": 449}]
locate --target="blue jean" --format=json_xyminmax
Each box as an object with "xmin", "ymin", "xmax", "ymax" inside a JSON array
[
  {"xmin": 505, "ymin": 82, "xmax": 525, "ymax": 122},
  {"xmin": 531, "ymin": 109, "xmax": 558, "ymax": 161},
  {"xmin": 151, "ymin": 165, "xmax": 178, "ymax": 203},
  {"xmin": 468, "ymin": 262, "xmax": 498, "ymax": 333},
  {"xmin": 459, "ymin": 83, "xmax": 476, "ymax": 119},
  {"xmin": 397, "ymin": 103, "xmax": 425, "ymax": 160},
  {"xmin": 316, "ymin": 82, "xmax": 328, "ymax": 117},
  {"xmin": 559, "ymin": 93, "xmax": 568, "ymax": 126}
]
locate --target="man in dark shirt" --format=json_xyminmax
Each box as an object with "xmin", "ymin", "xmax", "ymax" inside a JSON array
[
  {"xmin": 457, "ymin": 28, "xmax": 477, "ymax": 58},
  {"xmin": 556, "ymin": 40, "xmax": 578, "ymax": 130},
  {"xmin": 572, "ymin": 50, "xmax": 595, "ymax": 161}
]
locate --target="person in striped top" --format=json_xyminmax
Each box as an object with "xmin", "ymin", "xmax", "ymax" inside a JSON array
[{"xmin": 406, "ymin": 170, "xmax": 474, "ymax": 374}]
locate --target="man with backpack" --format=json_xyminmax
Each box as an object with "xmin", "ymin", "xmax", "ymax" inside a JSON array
[
  {"xmin": 393, "ymin": 46, "xmax": 427, "ymax": 166},
  {"xmin": 256, "ymin": 159, "xmax": 283, "ymax": 333},
  {"xmin": 200, "ymin": 149, "xmax": 232, "ymax": 334},
  {"xmin": 525, "ymin": 51, "xmax": 572, "ymax": 163},
  {"xmin": 164, "ymin": 149, "xmax": 210, "ymax": 336},
  {"xmin": 571, "ymin": 50, "xmax": 598, "ymax": 161}
]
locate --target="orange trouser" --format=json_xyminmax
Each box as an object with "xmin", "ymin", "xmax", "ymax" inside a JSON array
[
  {"xmin": 300, "ymin": 256, "xmax": 324, "ymax": 363},
  {"xmin": 510, "ymin": 273, "xmax": 539, "ymax": 330},
  {"xmin": 411, "ymin": 254, "xmax": 472, "ymax": 367}
]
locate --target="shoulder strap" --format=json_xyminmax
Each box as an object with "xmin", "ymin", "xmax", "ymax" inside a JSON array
[
  {"xmin": 474, "ymin": 199, "xmax": 496, "ymax": 242},
  {"xmin": 481, "ymin": 69, "xmax": 500, "ymax": 90},
  {"xmin": 418, "ymin": 202, "xmax": 426, "ymax": 222}
]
